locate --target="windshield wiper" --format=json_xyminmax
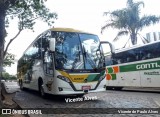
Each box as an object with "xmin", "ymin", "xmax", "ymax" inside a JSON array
[
  {"xmin": 71, "ymin": 50, "xmax": 81, "ymax": 70},
  {"xmin": 82, "ymin": 46, "xmax": 97, "ymax": 70}
]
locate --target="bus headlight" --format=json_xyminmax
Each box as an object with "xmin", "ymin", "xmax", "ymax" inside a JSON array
[{"xmin": 57, "ymin": 75, "xmax": 71, "ymax": 83}]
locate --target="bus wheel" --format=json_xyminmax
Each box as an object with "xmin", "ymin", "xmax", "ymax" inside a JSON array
[
  {"xmin": 114, "ymin": 87, "xmax": 123, "ymax": 91},
  {"xmin": 39, "ymin": 80, "xmax": 46, "ymax": 98},
  {"xmin": 40, "ymin": 85, "xmax": 46, "ymax": 98},
  {"xmin": 106, "ymin": 86, "xmax": 113, "ymax": 90},
  {"xmin": 19, "ymin": 80, "xmax": 23, "ymax": 90}
]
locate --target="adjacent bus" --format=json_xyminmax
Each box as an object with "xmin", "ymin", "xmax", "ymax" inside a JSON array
[
  {"xmin": 17, "ymin": 27, "xmax": 115, "ymax": 97},
  {"xmin": 106, "ymin": 40, "xmax": 160, "ymax": 90}
]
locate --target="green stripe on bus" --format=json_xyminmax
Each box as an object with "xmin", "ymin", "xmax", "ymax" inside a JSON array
[
  {"xmin": 87, "ymin": 74, "xmax": 99, "ymax": 82},
  {"xmin": 111, "ymin": 74, "xmax": 116, "ymax": 80},
  {"xmin": 87, "ymin": 70, "xmax": 105, "ymax": 82},
  {"xmin": 120, "ymin": 60, "xmax": 160, "ymax": 72},
  {"xmin": 107, "ymin": 67, "xmax": 113, "ymax": 73},
  {"xmin": 100, "ymin": 70, "xmax": 105, "ymax": 75}
]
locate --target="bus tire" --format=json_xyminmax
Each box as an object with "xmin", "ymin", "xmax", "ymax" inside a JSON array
[
  {"xmin": 114, "ymin": 87, "xmax": 123, "ymax": 90},
  {"xmin": 38, "ymin": 79, "xmax": 46, "ymax": 98},
  {"xmin": 19, "ymin": 79, "xmax": 23, "ymax": 90},
  {"xmin": 106, "ymin": 86, "xmax": 113, "ymax": 90}
]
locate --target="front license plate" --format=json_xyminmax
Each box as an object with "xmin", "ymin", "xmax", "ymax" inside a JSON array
[{"xmin": 82, "ymin": 86, "xmax": 91, "ymax": 90}]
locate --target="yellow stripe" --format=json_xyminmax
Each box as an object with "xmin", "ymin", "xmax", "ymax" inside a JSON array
[{"xmin": 58, "ymin": 70, "xmax": 89, "ymax": 83}]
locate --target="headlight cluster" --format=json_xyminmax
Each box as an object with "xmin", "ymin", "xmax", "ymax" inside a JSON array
[{"xmin": 57, "ymin": 75, "xmax": 71, "ymax": 83}]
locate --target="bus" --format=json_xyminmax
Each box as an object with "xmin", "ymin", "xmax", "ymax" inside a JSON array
[
  {"xmin": 17, "ymin": 27, "xmax": 115, "ymax": 97},
  {"xmin": 106, "ymin": 40, "xmax": 160, "ymax": 90}
]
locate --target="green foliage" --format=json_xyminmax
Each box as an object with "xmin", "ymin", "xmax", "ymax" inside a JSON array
[
  {"xmin": 0, "ymin": 0, "xmax": 57, "ymax": 60},
  {"xmin": 5, "ymin": 0, "xmax": 57, "ymax": 30},
  {"xmin": 102, "ymin": 0, "xmax": 160, "ymax": 45},
  {"xmin": 3, "ymin": 52, "xmax": 15, "ymax": 67},
  {"xmin": 2, "ymin": 72, "xmax": 17, "ymax": 80}
]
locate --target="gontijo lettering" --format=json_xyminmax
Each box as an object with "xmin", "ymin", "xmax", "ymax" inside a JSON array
[{"xmin": 136, "ymin": 62, "xmax": 160, "ymax": 70}]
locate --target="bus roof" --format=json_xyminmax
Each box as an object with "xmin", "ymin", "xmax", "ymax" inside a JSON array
[
  {"xmin": 115, "ymin": 40, "xmax": 160, "ymax": 53},
  {"xmin": 50, "ymin": 27, "xmax": 94, "ymax": 34}
]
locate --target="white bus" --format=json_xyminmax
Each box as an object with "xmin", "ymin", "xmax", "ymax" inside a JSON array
[
  {"xmin": 106, "ymin": 40, "xmax": 160, "ymax": 90},
  {"xmin": 17, "ymin": 27, "xmax": 115, "ymax": 97}
]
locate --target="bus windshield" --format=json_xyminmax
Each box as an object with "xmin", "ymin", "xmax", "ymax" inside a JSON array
[{"xmin": 52, "ymin": 31, "xmax": 100, "ymax": 70}]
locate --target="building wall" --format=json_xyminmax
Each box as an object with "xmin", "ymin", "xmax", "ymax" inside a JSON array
[{"xmin": 146, "ymin": 32, "xmax": 160, "ymax": 42}]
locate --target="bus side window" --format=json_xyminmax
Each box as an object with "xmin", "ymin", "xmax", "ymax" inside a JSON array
[
  {"xmin": 118, "ymin": 59, "xmax": 124, "ymax": 64},
  {"xmin": 139, "ymin": 50, "xmax": 144, "ymax": 60},
  {"xmin": 105, "ymin": 55, "xmax": 113, "ymax": 65},
  {"xmin": 141, "ymin": 50, "xmax": 150, "ymax": 60},
  {"xmin": 136, "ymin": 54, "xmax": 139, "ymax": 61},
  {"xmin": 134, "ymin": 48, "xmax": 140, "ymax": 61},
  {"xmin": 127, "ymin": 57, "xmax": 131, "ymax": 62},
  {"xmin": 142, "ymin": 54, "xmax": 146, "ymax": 60},
  {"xmin": 157, "ymin": 43, "xmax": 160, "ymax": 57},
  {"xmin": 112, "ymin": 58, "xmax": 118, "ymax": 65},
  {"xmin": 117, "ymin": 59, "xmax": 120, "ymax": 64},
  {"xmin": 146, "ymin": 53, "xmax": 151, "ymax": 59}
]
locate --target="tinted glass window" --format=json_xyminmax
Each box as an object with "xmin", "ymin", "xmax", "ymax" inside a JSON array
[
  {"xmin": 79, "ymin": 34, "xmax": 100, "ymax": 69},
  {"xmin": 53, "ymin": 32, "xmax": 84, "ymax": 70},
  {"xmin": 112, "ymin": 42, "xmax": 160, "ymax": 65}
]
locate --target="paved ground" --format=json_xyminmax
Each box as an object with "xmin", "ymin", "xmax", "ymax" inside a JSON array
[{"xmin": 10, "ymin": 89, "xmax": 160, "ymax": 117}]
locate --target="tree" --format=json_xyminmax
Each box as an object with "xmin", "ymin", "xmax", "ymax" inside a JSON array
[
  {"xmin": 2, "ymin": 72, "xmax": 17, "ymax": 80},
  {"xmin": 101, "ymin": 0, "xmax": 160, "ymax": 45},
  {"xmin": 0, "ymin": 0, "xmax": 57, "ymax": 69},
  {"xmin": 0, "ymin": 0, "xmax": 57, "ymax": 107},
  {"xmin": 3, "ymin": 52, "xmax": 15, "ymax": 67}
]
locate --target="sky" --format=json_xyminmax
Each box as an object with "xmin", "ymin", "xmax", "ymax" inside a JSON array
[{"xmin": 5, "ymin": 0, "xmax": 160, "ymax": 75}]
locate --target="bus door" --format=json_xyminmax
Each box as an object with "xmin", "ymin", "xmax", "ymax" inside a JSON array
[{"xmin": 43, "ymin": 50, "xmax": 54, "ymax": 91}]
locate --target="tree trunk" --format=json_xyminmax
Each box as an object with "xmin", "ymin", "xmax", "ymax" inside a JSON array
[
  {"xmin": 0, "ymin": 3, "xmax": 6, "ymax": 108},
  {"xmin": 130, "ymin": 33, "xmax": 137, "ymax": 45}
]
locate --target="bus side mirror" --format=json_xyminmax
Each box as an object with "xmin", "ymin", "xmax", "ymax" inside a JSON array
[
  {"xmin": 98, "ymin": 41, "xmax": 115, "ymax": 54},
  {"xmin": 49, "ymin": 38, "xmax": 55, "ymax": 52},
  {"xmin": 110, "ymin": 44, "xmax": 115, "ymax": 54}
]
